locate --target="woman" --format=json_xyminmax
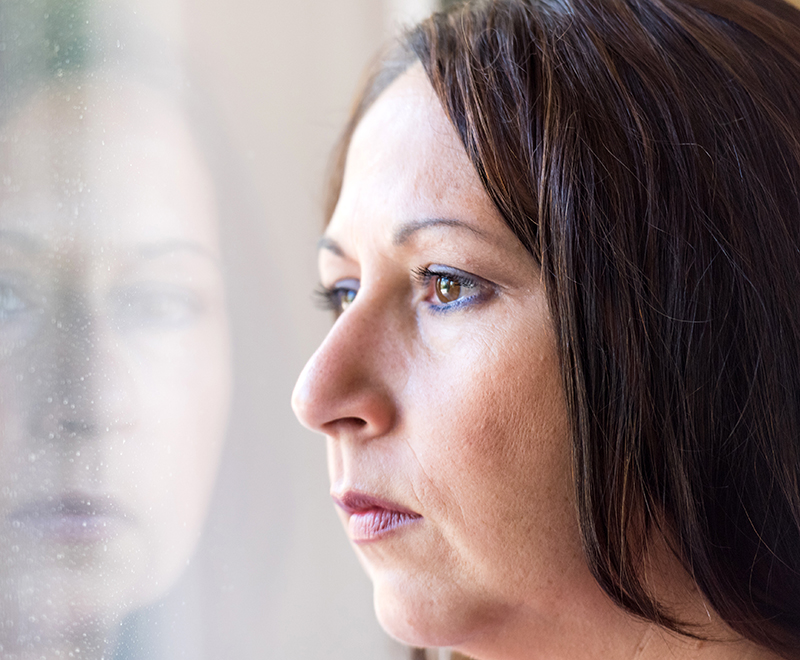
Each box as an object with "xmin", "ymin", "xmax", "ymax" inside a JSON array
[
  {"xmin": 0, "ymin": 5, "xmax": 233, "ymax": 658},
  {"xmin": 292, "ymin": 0, "xmax": 800, "ymax": 659}
]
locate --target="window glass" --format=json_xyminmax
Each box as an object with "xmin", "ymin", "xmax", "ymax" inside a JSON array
[{"xmin": 0, "ymin": 0, "xmax": 409, "ymax": 657}]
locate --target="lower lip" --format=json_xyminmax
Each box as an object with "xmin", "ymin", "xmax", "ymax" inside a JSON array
[{"xmin": 348, "ymin": 508, "xmax": 421, "ymax": 544}]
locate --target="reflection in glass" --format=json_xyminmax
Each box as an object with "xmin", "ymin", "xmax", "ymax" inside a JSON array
[{"xmin": 0, "ymin": 4, "xmax": 231, "ymax": 658}]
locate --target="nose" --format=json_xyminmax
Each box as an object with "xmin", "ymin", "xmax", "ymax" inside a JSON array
[
  {"xmin": 32, "ymin": 292, "xmax": 136, "ymax": 441},
  {"xmin": 291, "ymin": 301, "xmax": 397, "ymax": 441}
]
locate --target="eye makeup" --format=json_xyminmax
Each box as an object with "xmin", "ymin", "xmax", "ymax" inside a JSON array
[
  {"xmin": 413, "ymin": 265, "xmax": 493, "ymax": 312},
  {"xmin": 314, "ymin": 278, "xmax": 360, "ymax": 316}
]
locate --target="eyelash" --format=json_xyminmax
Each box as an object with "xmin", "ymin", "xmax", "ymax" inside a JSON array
[
  {"xmin": 314, "ymin": 266, "xmax": 490, "ymax": 316},
  {"xmin": 314, "ymin": 282, "xmax": 358, "ymax": 315},
  {"xmin": 412, "ymin": 266, "xmax": 487, "ymax": 311}
]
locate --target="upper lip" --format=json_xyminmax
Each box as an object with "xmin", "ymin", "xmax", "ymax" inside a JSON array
[{"xmin": 332, "ymin": 490, "xmax": 421, "ymax": 517}]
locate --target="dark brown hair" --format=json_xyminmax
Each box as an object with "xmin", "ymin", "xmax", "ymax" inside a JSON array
[{"xmin": 328, "ymin": 0, "xmax": 800, "ymax": 657}]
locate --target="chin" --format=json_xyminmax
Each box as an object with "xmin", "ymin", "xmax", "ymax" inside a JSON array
[{"xmin": 372, "ymin": 571, "xmax": 495, "ymax": 650}]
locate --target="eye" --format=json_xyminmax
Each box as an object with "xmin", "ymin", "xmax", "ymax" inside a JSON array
[
  {"xmin": 315, "ymin": 278, "xmax": 360, "ymax": 316},
  {"xmin": 0, "ymin": 284, "xmax": 30, "ymax": 320},
  {"xmin": 112, "ymin": 283, "xmax": 205, "ymax": 330},
  {"xmin": 0, "ymin": 276, "xmax": 46, "ymax": 347},
  {"xmin": 414, "ymin": 266, "xmax": 489, "ymax": 311},
  {"xmin": 433, "ymin": 275, "xmax": 463, "ymax": 304}
]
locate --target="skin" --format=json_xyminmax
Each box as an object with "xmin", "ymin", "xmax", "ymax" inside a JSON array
[
  {"xmin": 292, "ymin": 67, "xmax": 784, "ymax": 660},
  {"xmin": 0, "ymin": 75, "xmax": 231, "ymax": 659}
]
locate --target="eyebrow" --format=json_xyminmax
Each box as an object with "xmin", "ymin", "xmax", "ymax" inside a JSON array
[
  {"xmin": 0, "ymin": 231, "xmax": 218, "ymax": 264},
  {"xmin": 317, "ymin": 236, "xmax": 345, "ymax": 257},
  {"xmin": 317, "ymin": 218, "xmax": 489, "ymax": 257},
  {"xmin": 392, "ymin": 218, "xmax": 488, "ymax": 245},
  {"xmin": 136, "ymin": 240, "xmax": 219, "ymax": 263}
]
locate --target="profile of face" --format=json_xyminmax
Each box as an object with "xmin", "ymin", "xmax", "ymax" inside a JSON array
[
  {"xmin": 0, "ymin": 75, "xmax": 231, "ymax": 651},
  {"xmin": 293, "ymin": 68, "xmax": 617, "ymax": 655}
]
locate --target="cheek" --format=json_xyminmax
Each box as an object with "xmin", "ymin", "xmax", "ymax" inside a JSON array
[
  {"xmin": 407, "ymin": 321, "xmax": 579, "ymax": 593},
  {"xmin": 0, "ymin": 321, "xmax": 231, "ymax": 617},
  {"xmin": 103, "ymin": 321, "xmax": 230, "ymax": 600},
  {"xmin": 126, "ymin": 320, "xmax": 231, "ymax": 523},
  {"xmin": 327, "ymin": 437, "xmax": 341, "ymax": 484}
]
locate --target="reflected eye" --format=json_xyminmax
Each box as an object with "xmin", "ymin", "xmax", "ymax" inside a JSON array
[
  {"xmin": 0, "ymin": 276, "xmax": 45, "ymax": 349},
  {"xmin": 414, "ymin": 266, "xmax": 488, "ymax": 311},
  {"xmin": 315, "ymin": 279, "xmax": 359, "ymax": 316},
  {"xmin": 0, "ymin": 284, "xmax": 30, "ymax": 320},
  {"xmin": 113, "ymin": 284, "xmax": 204, "ymax": 330}
]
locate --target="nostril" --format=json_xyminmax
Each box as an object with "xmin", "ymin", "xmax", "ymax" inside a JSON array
[{"xmin": 322, "ymin": 416, "xmax": 368, "ymax": 434}]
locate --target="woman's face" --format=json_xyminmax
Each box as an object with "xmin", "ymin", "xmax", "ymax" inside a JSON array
[
  {"xmin": 292, "ymin": 68, "xmax": 603, "ymax": 652},
  {"xmin": 0, "ymin": 77, "xmax": 231, "ymax": 648}
]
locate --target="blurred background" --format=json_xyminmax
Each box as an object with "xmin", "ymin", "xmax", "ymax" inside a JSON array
[{"xmin": 0, "ymin": 0, "xmax": 437, "ymax": 658}]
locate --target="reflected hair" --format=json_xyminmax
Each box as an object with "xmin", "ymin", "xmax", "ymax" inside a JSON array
[{"xmin": 327, "ymin": 0, "xmax": 800, "ymax": 657}]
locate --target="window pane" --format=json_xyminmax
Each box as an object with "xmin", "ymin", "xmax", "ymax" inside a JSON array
[{"xmin": 0, "ymin": 0, "xmax": 409, "ymax": 657}]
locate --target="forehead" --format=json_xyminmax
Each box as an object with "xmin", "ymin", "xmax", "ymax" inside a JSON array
[
  {"xmin": 347, "ymin": 65, "xmax": 473, "ymax": 182},
  {"xmin": 329, "ymin": 66, "xmax": 499, "ymax": 243},
  {"xmin": 0, "ymin": 77, "xmax": 218, "ymax": 252}
]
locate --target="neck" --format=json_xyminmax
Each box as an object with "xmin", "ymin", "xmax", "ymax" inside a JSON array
[
  {"xmin": 631, "ymin": 627, "xmax": 784, "ymax": 660},
  {"xmin": 454, "ymin": 607, "xmax": 784, "ymax": 660},
  {"xmin": 452, "ymin": 542, "xmax": 784, "ymax": 660}
]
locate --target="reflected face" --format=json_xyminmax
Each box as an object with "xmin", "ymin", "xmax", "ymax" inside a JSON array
[
  {"xmin": 0, "ymin": 78, "xmax": 231, "ymax": 643},
  {"xmin": 292, "ymin": 69, "xmax": 593, "ymax": 651}
]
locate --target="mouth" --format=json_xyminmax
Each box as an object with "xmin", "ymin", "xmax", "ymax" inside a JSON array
[
  {"xmin": 9, "ymin": 493, "xmax": 134, "ymax": 544},
  {"xmin": 332, "ymin": 491, "xmax": 422, "ymax": 544}
]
